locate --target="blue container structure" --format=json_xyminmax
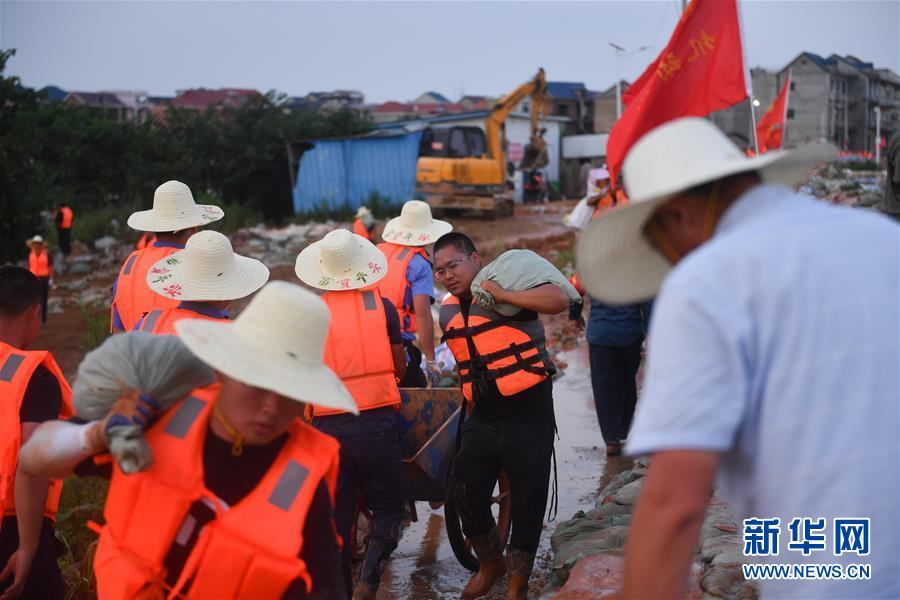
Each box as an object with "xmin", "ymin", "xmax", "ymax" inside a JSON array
[{"xmin": 292, "ymin": 129, "xmax": 423, "ymax": 215}]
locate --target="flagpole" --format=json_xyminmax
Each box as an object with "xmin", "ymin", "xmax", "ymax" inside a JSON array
[
  {"xmin": 782, "ymin": 69, "xmax": 792, "ymax": 149},
  {"xmin": 735, "ymin": 0, "xmax": 759, "ymax": 153}
]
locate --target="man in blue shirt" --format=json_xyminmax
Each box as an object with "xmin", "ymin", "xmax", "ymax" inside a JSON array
[{"xmin": 578, "ymin": 118, "xmax": 898, "ymax": 598}]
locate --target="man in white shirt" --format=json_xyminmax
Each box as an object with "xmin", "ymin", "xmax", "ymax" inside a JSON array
[{"xmin": 577, "ymin": 117, "xmax": 899, "ymax": 599}]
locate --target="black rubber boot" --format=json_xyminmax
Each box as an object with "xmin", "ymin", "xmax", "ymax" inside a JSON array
[{"xmin": 353, "ymin": 537, "xmax": 395, "ymax": 599}]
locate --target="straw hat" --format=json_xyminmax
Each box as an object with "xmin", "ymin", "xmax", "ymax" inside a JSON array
[
  {"xmin": 381, "ymin": 200, "xmax": 452, "ymax": 247},
  {"xmin": 25, "ymin": 235, "xmax": 45, "ymax": 248},
  {"xmin": 175, "ymin": 281, "xmax": 357, "ymax": 413},
  {"xmin": 146, "ymin": 230, "xmax": 269, "ymax": 301},
  {"xmin": 355, "ymin": 206, "xmax": 372, "ymax": 219},
  {"xmin": 127, "ymin": 180, "xmax": 224, "ymax": 233},
  {"xmin": 295, "ymin": 229, "xmax": 387, "ymax": 291},
  {"xmin": 577, "ymin": 117, "xmax": 837, "ymax": 304}
]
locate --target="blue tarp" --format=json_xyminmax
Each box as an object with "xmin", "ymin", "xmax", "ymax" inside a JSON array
[{"xmin": 292, "ymin": 130, "xmax": 423, "ymax": 214}]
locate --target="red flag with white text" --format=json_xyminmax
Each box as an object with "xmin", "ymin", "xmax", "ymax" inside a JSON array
[{"xmin": 607, "ymin": 0, "xmax": 749, "ymax": 183}]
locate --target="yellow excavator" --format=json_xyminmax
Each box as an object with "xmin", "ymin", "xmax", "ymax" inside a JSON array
[{"xmin": 415, "ymin": 69, "xmax": 548, "ymax": 218}]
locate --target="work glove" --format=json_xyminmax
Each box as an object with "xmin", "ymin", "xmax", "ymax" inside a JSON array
[
  {"xmin": 86, "ymin": 390, "xmax": 161, "ymax": 473},
  {"xmin": 425, "ymin": 360, "xmax": 443, "ymax": 388}
]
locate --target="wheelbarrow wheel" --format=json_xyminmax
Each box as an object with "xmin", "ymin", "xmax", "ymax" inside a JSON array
[{"xmin": 444, "ymin": 470, "xmax": 511, "ymax": 572}]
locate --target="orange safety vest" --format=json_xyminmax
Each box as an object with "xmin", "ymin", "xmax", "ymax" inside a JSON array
[
  {"xmin": 136, "ymin": 232, "xmax": 157, "ymax": 250},
  {"xmin": 0, "ymin": 342, "xmax": 74, "ymax": 523},
  {"xmin": 376, "ymin": 242, "xmax": 429, "ymax": 335},
  {"xmin": 111, "ymin": 244, "xmax": 181, "ymax": 332},
  {"xmin": 353, "ymin": 218, "xmax": 373, "ymax": 241},
  {"xmin": 316, "ymin": 288, "xmax": 400, "ymax": 417},
  {"xmin": 28, "ymin": 250, "xmax": 51, "ymax": 278},
  {"xmin": 136, "ymin": 305, "xmax": 226, "ymax": 335},
  {"xmin": 93, "ymin": 392, "xmax": 340, "ymax": 600},
  {"xmin": 590, "ymin": 189, "xmax": 629, "ymax": 220},
  {"xmin": 58, "ymin": 207, "xmax": 74, "ymax": 230},
  {"xmin": 438, "ymin": 295, "xmax": 555, "ymax": 401}
]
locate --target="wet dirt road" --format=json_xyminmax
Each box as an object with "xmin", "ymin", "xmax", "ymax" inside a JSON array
[{"xmin": 374, "ymin": 346, "xmax": 634, "ymax": 599}]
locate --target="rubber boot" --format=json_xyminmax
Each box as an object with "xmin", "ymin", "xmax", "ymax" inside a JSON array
[
  {"xmin": 506, "ymin": 547, "xmax": 535, "ymax": 600},
  {"xmin": 462, "ymin": 526, "xmax": 507, "ymax": 599},
  {"xmin": 353, "ymin": 537, "xmax": 394, "ymax": 600}
]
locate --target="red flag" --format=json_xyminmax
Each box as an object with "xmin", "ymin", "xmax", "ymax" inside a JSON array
[
  {"xmin": 756, "ymin": 70, "xmax": 791, "ymax": 153},
  {"xmin": 607, "ymin": 0, "xmax": 749, "ymax": 183}
]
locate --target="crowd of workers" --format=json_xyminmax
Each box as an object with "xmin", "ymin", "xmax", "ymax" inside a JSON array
[{"xmin": 2, "ymin": 117, "xmax": 898, "ymax": 600}]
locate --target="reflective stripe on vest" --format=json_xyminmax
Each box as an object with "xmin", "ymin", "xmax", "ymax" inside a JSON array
[
  {"xmin": 137, "ymin": 306, "xmax": 224, "ymax": 336},
  {"xmin": 438, "ymin": 295, "xmax": 554, "ymax": 401},
  {"xmin": 59, "ymin": 207, "xmax": 74, "ymax": 229},
  {"xmin": 111, "ymin": 245, "xmax": 181, "ymax": 332},
  {"xmin": 28, "ymin": 250, "xmax": 50, "ymax": 277},
  {"xmin": 0, "ymin": 342, "xmax": 73, "ymax": 520},
  {"xmin": 376, "ymin": 242, "xmax": 428, "ymax": 335},
  {"xmin": 94, "ymin": 390, "xmax": 340, "ymax": 600},
  {"xmin": 315, "ymin": 288, "xmax": 400, "ymax": 417}
]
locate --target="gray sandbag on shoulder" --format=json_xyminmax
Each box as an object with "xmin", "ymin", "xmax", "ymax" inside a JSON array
[
  {"xmin": 471, "ymin": 249, "xmax": 581, "ymax": 316},
  {"xmin": 73, "ymin": 332, "xmax": 215, "ymax": 474}
]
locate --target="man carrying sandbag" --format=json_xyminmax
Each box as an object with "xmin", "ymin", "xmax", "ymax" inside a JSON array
[
  {"xmin": 0, "ymin": 266, "xmax": 73, "ymax": 599},
  {"xmin": 20, "ymin": 282, "xmax": 352, "ymax": 599},
  {"xmin": 296, "ymin": 229, "xmax": 406, "ymax": 599},
  {"xmin": 433, "ymin": 233, "xmax": 571, "ymax": 600},
  {"xmin": 110, "ymin": 180, "xmax": 224, "ymax": 333},
  {"xmin": 378, "ymin": 200, "xmax": 453, "ymax": 387},
  {"xmin": 133, "ymin": 230, "xmax": 269, "ymax": 334}
]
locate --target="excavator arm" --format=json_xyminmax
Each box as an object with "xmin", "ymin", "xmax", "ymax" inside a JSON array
[{"xmin": 484, "ymin": 68, "xmax": 547, "ymax": 173}]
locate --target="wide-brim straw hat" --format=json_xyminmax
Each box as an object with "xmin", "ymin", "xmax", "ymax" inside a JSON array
[
  {"xmin": 381, "ymin": 200, "xmax": 452, "ymax": 247},
  {"xmin": 175, "ymin": 281, "xmax": 357, "ymax": 413},
  {"xmin": 355, "ymin": 206, "xmax": 372, "ymax": 219},
  {"xmin": 295, "ymin": 229, "xmax": 388, "ymax": 291},
  {"xmin": 147, "ymin": 230, "xmax": 269, "ymax": 301},
  {"xmin": 127, "ymin": 180, "xmax": 224, "ymax": 233},
  {"xmin": 577, "ymin": 117, "xmax": 837, "ymax": 304},
  {"xmin": 26, "ymin": 235, "xmax": 45, "ymax": 248}
]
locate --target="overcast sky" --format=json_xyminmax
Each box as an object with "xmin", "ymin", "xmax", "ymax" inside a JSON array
[{"xmin": 2, "ymin": 1, "xmax": 898, "ymax": 103}]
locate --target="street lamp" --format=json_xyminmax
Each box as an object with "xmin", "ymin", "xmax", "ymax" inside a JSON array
[
  {"xmin": 610, "ymin": 42, "xmax": 650, "ymax": 120},
  {"xmin": 874, "ymin": 106, "xmax": 881, "ymax": 164}
]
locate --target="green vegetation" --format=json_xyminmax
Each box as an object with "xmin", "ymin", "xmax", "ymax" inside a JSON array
[
  {"xmin": 79, "ymin": 305, "xmax": 110, "ymax": 352},
  {"xmin": 0, "ymin": 48, "xmax": 369, "ymax": 262}
]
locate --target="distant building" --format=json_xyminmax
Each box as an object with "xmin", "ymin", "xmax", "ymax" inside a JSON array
[
  {"xmin": 370, "ymin": 101, "xmax": 467, "ymax": 124},
  {"xmin": 592, "ymin": 81, "xmax": 629, "ymax": 133},
  {"xmin": 711, "ymin": 53, "xmax": 900, "ymax": 153},
  {"xmin": 38, "ymin": 85, "xmax": 68, "ymax": 103},
  {"xmin": 283, "ymin": 90, "xmax": 367, "ymax": 118},
  {"xmin": 170, "ymin": 88, "xmax": 261, "ymax": 110},
  {"xmin": 414, "ymin": 91, "xmax": 450, "ymax": 104},
  {"xmin": 544, "ymin": 81, "xmax": 594, "ymax": 135},
  {"xmin": 459, "ymin": 95, "xmax": 494, "ymax": 110},
  {"xmin": 64, "ymin": 91, "xmax": 128, "ymax": 121}
]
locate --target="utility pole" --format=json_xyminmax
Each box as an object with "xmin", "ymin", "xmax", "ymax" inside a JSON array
[
  {"xmin": 609, "ymin": 42, "xmax": 649, "ymax": 121},
  {"xmin": 875, "ymin": 106, "xmax": 882, "ymax": 164}
]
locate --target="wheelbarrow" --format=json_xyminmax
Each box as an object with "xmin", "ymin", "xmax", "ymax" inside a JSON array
[{"xmin": 351, "ymin": 388, "xmax": 510, "ymax": 572}]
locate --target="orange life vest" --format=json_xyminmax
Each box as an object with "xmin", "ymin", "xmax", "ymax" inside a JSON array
[
  {"xmin": 28, "ymin": 250, "xmax": 51, "ymax": 278},
  {"xmin": 439, "ymin": 295, "xmax": 555, "ymax": 401},
  {"xmin": 110, "ymin": 244, "xmax": 181, "ymax": 332},
  {"xmin": 376, "ymin": 242, "xmax": 429, "ymax": 335},
  {"xmin": 136, "ymin": 232, "xmax": 157, "ymax": 250},
  {"xmin": 136, "ymin": 305, "xmax": 226, "ymax": 335},
  {"xmin": 93, "ymin": 392, "xmax": 340, "ymax": 600},
  {"xmin": 0, "ymin": 342, "xmax": 74, "ymax": 524},
  {"xmin": 590, "ymin": 189, "xmax": 629, "ymax": 220},
  {"xmin": 58, "ymin": 207, "xmax": 74, "ymax": 230},
  {"xmin": 316, "ymin": 288, "xmax": 400, "ymax": 417},
  {"xmin": 353, "ymin": 219, "xmax": 373, "ymax": 241}
]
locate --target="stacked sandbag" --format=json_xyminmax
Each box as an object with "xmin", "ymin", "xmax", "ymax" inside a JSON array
[
  {"xmin": 471, "ymin": 249, "xmax": 581, "ymax": 316},
  {"xmin": 73, "ymin": 332, "xmax": 215, "ymax": 474}
]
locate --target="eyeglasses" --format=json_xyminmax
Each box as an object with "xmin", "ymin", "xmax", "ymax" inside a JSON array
[{"xmin": 434, "ymin": 255, "xmax": 472, "ymax": 280}]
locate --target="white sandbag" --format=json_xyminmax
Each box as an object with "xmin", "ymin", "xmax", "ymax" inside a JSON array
[
  {"xmin": 564, "ymin": 196, "xmax": 593, "ymax": 231},
  {"xmin": 471, "ymin": 249, "xmax": 581, "ymax": 316},
  {"xmin": 73, "ymin": 332, "xmax": 215, "ymax": 473}
]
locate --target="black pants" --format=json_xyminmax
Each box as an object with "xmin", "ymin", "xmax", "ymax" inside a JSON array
[
  {"xmin": 37, "ymin": 276, "xmax": 49, "ymax": 324},
  {"xmin": 450, "ymin": 411, "xmax": 555, "ymax": 554},
  {"xmin": 399, "ymin": 340, "xmax": 427, "ymax": 388},
  {"xmin": 57, "ymin": 228, "xmax": 71, "ymax": 256},
  {"xmin": 589, "ymin": 341, "xmax": 642, "ymax": 444},
  {"xmin": 0, "ymin": 517, "xmax": 64, "ymax": 599},
  {"xmin": 330, "ymin": 426, "xmax": 405, "ymax": 593}
]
